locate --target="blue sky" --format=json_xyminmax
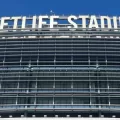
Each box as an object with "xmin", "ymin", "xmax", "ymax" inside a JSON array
[{"xmin": 0, "ymin": 0, "xmax": 120, "ymax": 16}]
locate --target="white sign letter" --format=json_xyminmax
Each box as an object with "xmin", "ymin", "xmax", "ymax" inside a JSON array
[
  {"xmin": 32, "ymin": 16, "xmax": 37, "ymax": 28},
  {"xmin": 68, "ymin": 15, "xmax": 78, "ymax": 28},
  {"xmin": 79, "ymin": 15, "xmax": 89, "ymax": 28},
  {"xmin": 89, "ymin": 15, "xmax": 99, "ymax": 28},
  {"xmin": 38, "ymin": 16, "xmax": 48, "ymax": 28},
  {"xmin": 22, "ymin": 16, "xmax": 26, "ymax": 29},
  {"xmin": 50, "ymin": 16, "xmax": 59, "ymax": 28},
  {"xmin": 113, "ymin": 16, "xmax": 118, "ymax": 30},
  {"xmin": 12, "ymin": 16, "xmax": 22, "ymax": 29},
  {"xmin": 101, "ymin": 16, "xmax": 112, "ymax": 28},
  {"xmin": 0, "ymin": 17, "xmax": 10, "ymax": 29}
]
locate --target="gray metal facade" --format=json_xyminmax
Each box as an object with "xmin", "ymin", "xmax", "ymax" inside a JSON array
[{"xmin": 0, "ymin": 27, "xmax": 120, "ymax": 117}]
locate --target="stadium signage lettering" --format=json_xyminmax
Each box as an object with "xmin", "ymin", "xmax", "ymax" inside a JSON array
[{"xmin": 0, "ymin": 15, "xmax": 119, "ymax": 29}]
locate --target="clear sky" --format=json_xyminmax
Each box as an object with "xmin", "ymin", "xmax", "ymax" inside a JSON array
[{"xmin": 0, "ymin": 0, "xmax": 120, "ymax": 16}]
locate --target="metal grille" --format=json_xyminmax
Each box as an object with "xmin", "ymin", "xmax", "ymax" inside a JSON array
[{"xmin": 0, "ymin": 28, "xmax": 120, "ymax": 117}]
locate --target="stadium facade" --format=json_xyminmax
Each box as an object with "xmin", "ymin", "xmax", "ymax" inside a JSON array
[{"xmin": 0, "ymin": 15, "xmax": 120, "ymax": 118}]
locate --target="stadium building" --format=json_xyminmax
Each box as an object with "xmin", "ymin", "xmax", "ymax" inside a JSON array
[{"xmin": 0, "ymin": 15, "xmax": 120, "ymax": 118}]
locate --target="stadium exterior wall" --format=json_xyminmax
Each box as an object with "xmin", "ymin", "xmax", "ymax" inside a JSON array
[{"xmin": 1, "ymin": 118, "xmax": 120, "ymax": 120}]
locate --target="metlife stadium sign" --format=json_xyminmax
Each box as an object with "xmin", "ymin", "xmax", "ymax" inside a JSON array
[{"xmin": 0, "ymin": 15, "xmax": 120, "ymax": 29}]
